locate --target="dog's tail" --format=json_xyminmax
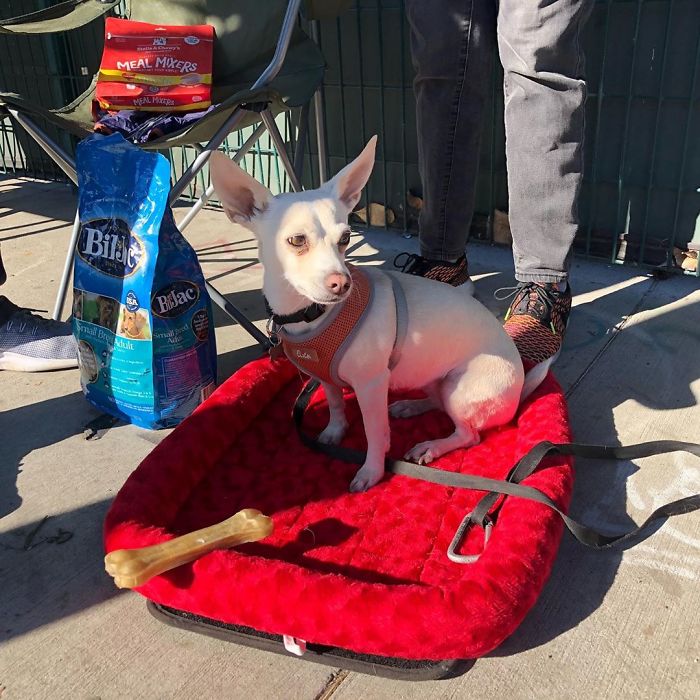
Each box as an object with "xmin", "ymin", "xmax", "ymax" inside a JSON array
[{"xmin": 519, "ymin": 358, "xmax": 551, "ymax": 402}]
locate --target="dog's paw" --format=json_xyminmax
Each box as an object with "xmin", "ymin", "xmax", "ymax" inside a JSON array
[
  {"xmin": 349, "ymin": 464, "xmax": 383, "ymax": 493},
  {"xmin": 318, "ymin": 422, "xmax": 348, "ymax": 446},
  {"xmin": 405, "ymin": 441, "xmax": 437, "ymax": 465}
]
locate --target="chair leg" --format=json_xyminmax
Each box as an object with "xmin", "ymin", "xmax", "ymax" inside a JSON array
[
  {"xmin": 7, "ymin": 110, "xmax": 269, "ymax": 344},
  {"xmin": 312, "ymin": 89, "xmax": 328, "ymax": 185},
  {"xmin": 168, "ymin": 108, "xmax": 249, "ymax": 204},
  {"xmin": 173, "ymin": 105, "xmax": 300, "ymax": 345},
  {"xmin": 52, "ymin": 209, "xmax": 80, "ymax": 320},
  {"xmin": 205, "ymin": 283, "xmax": 270, "ymax": 348},
  {"xmin": 6, "ymin": 0, "xmax": 307, "ymax": 344},
  {"xmin": 178, "ymin": 122, "xmax": 267, "ymax": 232},
  {"xmin": 260, "ymin": 111, "xmax": 302, "ymax": 193},
  {"xmin": 1, "ymin": 111, "xmax": 79, "ymax": 320},
  {"xmin": 293, "ymin": 103, "xmax": 309, "ymax": 182},
  {"xmin": 309, "ymin": 20, "xmax": 329, "ymax": 185},
  {"xmin": 5, "ymin": 108, "xmax": 77, "ymax": 185}
]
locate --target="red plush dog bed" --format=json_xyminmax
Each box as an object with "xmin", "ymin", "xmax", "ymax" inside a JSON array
[{"xmin": 104, "ymin": 355, "xmax": 572, "ymax": 670}]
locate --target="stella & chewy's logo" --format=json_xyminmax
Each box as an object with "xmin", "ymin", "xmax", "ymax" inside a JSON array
[
  {"xmin": 151, "ymin": 280, "xmax": 200, "ymax": 318},
  {"xmin": 77, "ymin": 219, "xmax": 144, "ymax": 277}
]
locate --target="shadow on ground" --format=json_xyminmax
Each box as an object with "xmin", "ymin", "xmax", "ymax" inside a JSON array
[
  {"xmin": 0, "ymin": 499, "xmax": 120, "ymax": 643},
  {"xmin": 491, "ymin": 296, "xmax": 699, "ymax": 655},
  {"xmin": 0, "ymin": 387, "xmax": 101, "ymax": 519},
  {"xmin": 0, "ymin": 177, "xmax": 76, "ymax": 227}
]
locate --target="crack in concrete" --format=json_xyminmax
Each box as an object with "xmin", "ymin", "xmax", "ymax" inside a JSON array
[{"xmin": 313, "ymin": 669, "xmax": 350, "ymax": 700}]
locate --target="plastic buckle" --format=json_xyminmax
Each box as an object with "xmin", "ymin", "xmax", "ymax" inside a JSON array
[
  {"xmin": 447, "ymin": 512, "xmax": 493, "ymax": 564},
  {"xmin": 283, "ymin": 635, "xmax": 307, "ymax": 656}
]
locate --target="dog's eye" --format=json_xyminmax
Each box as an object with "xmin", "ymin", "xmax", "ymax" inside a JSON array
[
  {"xmin": 338, "ymin": 229, "xmax": 351, "ymax": 247},
  {"xmin": 287, "ymin": 234, "xmax": 307, "ymax": 248}
]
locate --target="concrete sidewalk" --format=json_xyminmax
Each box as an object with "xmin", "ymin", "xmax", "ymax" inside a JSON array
[{"xmin": 1, "ymin": 177, "xmax": 698, "ymax": 700}]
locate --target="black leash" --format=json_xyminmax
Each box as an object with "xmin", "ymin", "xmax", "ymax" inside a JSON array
[{"xmin": 293, "ymin": 379, "xmax": 700, "ymax": 557}]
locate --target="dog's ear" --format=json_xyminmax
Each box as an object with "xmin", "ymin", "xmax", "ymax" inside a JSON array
[
  {"xmin": 209, "ymin": 152, "xmax": 272, "ymax": 228},
  {"xmin": 326, "ymin": 136, "xmax": 377, "ymax": 212}
]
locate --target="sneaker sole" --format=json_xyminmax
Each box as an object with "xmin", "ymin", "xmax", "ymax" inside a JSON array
[{"xmin": 0, "ymin": 351, "xmax": 78, "ymax": 372}]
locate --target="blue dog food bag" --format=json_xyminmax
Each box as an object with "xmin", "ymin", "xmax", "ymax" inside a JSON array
[{"xmin": 73, "ymin": 133, "xmax": 217, "ymax": 429}]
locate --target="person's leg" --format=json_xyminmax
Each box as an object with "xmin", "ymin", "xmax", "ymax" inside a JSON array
[
  {"xmin": 498, "ymin": 0, "xmax": 593, "ymax": 284},
  {"xmin": 400, "ymin": 0, "xmax": 496, "ymax": 284},
  {"xmin": 497, "ymin": 0, "xmax": 593, "ymax": 369}
]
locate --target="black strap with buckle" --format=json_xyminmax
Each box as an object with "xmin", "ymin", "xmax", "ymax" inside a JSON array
[
  {"xmin": 293, "ymin": 379, "xmax": 700, "ymax": 562},
  {"xmin": 264, "ymin": 296, "xmax": 327, "ymax": 326}
]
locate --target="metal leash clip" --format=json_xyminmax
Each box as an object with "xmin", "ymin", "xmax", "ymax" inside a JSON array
[
  {"xmin": 266, "ymin": 317, "xmax": 285, "ymax": 360},
  {"xmin": 447, "ymin": 512, "xmax": 493, "ymax": 564}
]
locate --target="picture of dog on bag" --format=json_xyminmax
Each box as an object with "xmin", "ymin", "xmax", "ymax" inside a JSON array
[
  {"xmin": 117, "ymin": 306, "xmax": 151, "ymax": 340},
  {"xmin": 78, "ymin": 291, "xmax": 120, "ymax": 333}
]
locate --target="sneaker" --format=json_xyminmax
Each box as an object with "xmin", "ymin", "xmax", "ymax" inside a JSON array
[
  {"xmin": 394, "ymin": 252, "xmax": 470, "ymax": 287},
  {"xmin": 502, "ymin": 282, "xmax": 571, "ymax": 370},
  {"xmin": 0, "ymin": 297, "xmax": 78, "ymax": 372}
]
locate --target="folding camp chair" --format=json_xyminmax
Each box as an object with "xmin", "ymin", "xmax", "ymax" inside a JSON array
[{"xmin": 0, "ymin": 0, "xmax": 350, "ymax": 344}]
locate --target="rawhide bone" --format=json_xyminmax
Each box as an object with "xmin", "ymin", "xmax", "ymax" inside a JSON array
[{"xmin": 105, "ymin": 509, "xmax": 273, "ymax": 589}]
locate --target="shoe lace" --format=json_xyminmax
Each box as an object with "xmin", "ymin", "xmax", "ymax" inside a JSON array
[{"xmin": 495, "ymin": 282, "xmax": 555, "ymax": 315}]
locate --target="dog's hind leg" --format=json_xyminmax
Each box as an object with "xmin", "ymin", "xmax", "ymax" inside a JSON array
[{"xmin": 404, "ymin": 358, "xmax": 519, "ymax": 465}]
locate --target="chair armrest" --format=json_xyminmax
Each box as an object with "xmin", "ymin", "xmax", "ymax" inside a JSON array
[{"xmin": 0, "ymin": 0, "xmax": 118, "ymax": 35}]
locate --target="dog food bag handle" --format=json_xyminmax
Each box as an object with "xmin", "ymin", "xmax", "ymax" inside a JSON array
[{"xmin": 104, "ymin": 509, "xmax": 273, "ymax": 588}]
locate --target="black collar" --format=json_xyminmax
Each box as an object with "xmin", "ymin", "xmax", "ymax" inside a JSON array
[{"xmin": 264, "ymin": 297, "xmax": 327, "ymax": 326}]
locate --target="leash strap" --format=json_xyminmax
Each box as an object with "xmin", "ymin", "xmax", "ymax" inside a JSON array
[{"xmin": 293, "ymin": 379, "xmax": 700, "ymax": 555}]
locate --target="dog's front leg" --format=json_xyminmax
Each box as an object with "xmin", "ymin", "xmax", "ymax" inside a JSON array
[
  {"xmin": 349, "ymin": 370, "xmax": 391, "ymax": 492},
  {"xmin": 318, "ymin": 382, "xmax": 348, "ymax": 445}
]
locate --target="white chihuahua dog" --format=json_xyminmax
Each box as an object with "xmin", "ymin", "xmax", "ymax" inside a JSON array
[{"xmin": 210, "ymin": 137, "xmax": 540, "ymax": 492}]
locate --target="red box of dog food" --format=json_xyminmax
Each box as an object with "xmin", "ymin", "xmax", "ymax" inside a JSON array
[{"xmin": 95, "ymin": 17, "xmax": 214, "ymax": 112}]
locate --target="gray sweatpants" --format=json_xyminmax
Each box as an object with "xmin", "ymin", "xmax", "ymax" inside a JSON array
[{"xmin": 406, "ymin": 0, "xmax": 594, "ymax": 282}]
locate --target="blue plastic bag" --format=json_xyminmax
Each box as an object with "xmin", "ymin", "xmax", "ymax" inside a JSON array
[{"xmin": 73, "ymin": 133, "xmax": 217, "ymax": 429}]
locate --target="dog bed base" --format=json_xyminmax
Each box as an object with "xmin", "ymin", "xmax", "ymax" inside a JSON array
[{"xmin": 148, "ymin": 601, "xmax": 471, "ymax": 681}]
